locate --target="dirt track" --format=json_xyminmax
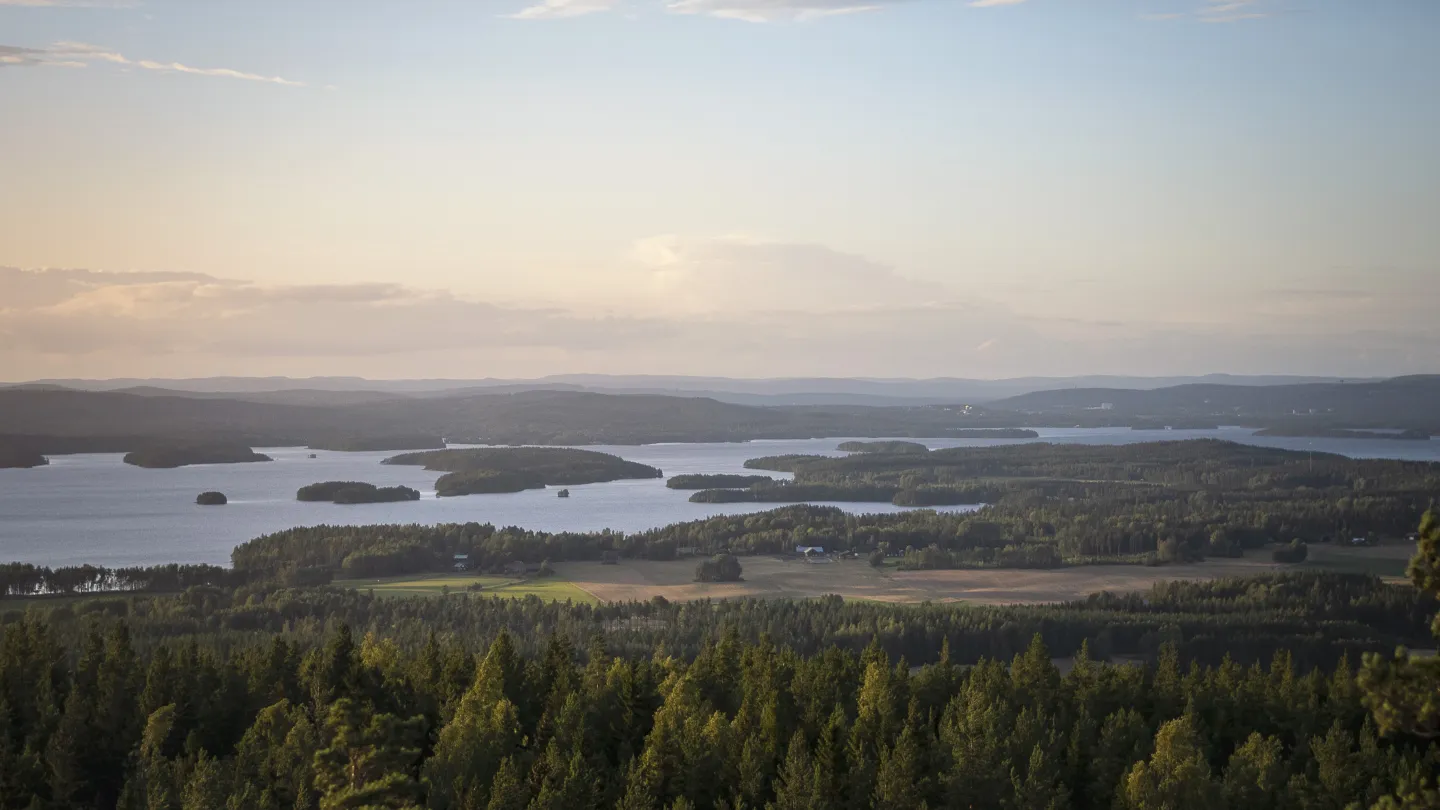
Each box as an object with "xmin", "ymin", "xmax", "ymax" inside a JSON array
[{"xmin": 552, "ymin": 556, "xmax": 1284, "ymax": 605}]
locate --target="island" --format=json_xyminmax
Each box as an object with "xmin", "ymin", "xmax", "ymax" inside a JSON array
[
  {"xmin": 306, "ymin": 435, "xmax": 447, "ymax": 452},
  {"xmin": 434, "ymin": 470, "xmax": 544, "ymax": 497},
  {"xmin": 122, "ymin": 443, "xmax": 273, "ymax": 469},
  {"xmin": 383, "ymin": 447, "xmax": 663, "ymax": 497},
  {"xmin": 0, "ymin": 445, "xmax": 48, "ymax": 469},
  {"xmin": 1253, "ymin": 427, "xmax": 1431, "ymax": 441},
  {"xmin": 195, "ymin": 491, "xmax": 228, "ymax": 506},
  {"xmin": 297, "ymin": 481, "xmax": 422, "ymax": 504},
  {"xmin": 1130, "ymin": 420, "xmax": 1220, "ymax": 431},
  {"xmin": 666, "ymin": 473, "xmax": 776, "ymax": 490},
  {"xmin": 837, "ymin": 440, "xmax": 929, "ymax": 454}
]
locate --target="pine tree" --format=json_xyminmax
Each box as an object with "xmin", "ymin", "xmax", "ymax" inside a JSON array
[
  {"xmin": 425, "ymin": 636, "xmax": 526, "ymax": 810},
  {"xmin": 1120, "ymin": 716, "xmax": 1222, "ymax": 810},
  {"xmin": 313, "ymin": 699, "xmax": 425, "ymax": 810},
  {"xmin": 230, "ymin": 699, "xmax": 318, "ymax": 810},
  {"xmin": 304, "ymin": 625, "xmax": 361, "ymax": 711},
  {"xmin": 1361, "ymin": 510, "xmax": 1440, "ymax": 738},
  {"xmin": 1088, "ymin": 708, "xmax": 1150, "ymax": 806},
  {"xmin": 1011, "ymin": 743, "xmax": 1069, "ymax": 810},
  {"xmin": 485, "ymin": 758, "xmax": 528, "ymax": 810},
  {"xmin": 1221, "ymin": 732, "xmax": 1283, "ymax": 810},
  {"xmin": 873, "ymin": 725, "xmax": 924, "ymax": 810},
  {"xmin": 182, "ymin": 752, "xmax": 228, "ymax": 810},
  {"xmin": 770, "ymin": 730, "xmax": 815, "ymax": 810},
  {"xmin": 1359, "ymin": 511, "xmax": 1440, "ymax": 808}
]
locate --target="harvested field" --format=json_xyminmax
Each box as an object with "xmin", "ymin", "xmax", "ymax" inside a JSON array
[
  {"xmin": 338, "ymin": 574, "xmax": 598, "ymax": 604},
  {"xmin": 553, "ymin": 555, "xmax": 1285, "ymax": 606}
]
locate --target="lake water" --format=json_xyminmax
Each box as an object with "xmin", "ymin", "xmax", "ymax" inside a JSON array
[{"xmin": 1, "ymin": 427, "xmax": 1436, "ymax": 568}]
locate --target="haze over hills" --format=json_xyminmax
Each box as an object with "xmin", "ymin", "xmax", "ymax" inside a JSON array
[
  {"xmin": 2, "ymin": 375, "xmax": 1436, "ymax": 456},
  {"xmin": 5, "ymin": 373, "xmax": 1368, "ymax": 407},
  {"xmin": 991, "ymin": 375, "xmax": 1440, "ymax": 429}
]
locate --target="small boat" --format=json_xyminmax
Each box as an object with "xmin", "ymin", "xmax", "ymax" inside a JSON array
[
  {"xmin": 308, "ymin": 453, "xmax": 317, "ymax": 459},
  {"xmin": 557, "ymin": 489, "xmax": 570, "ymax": 498}
]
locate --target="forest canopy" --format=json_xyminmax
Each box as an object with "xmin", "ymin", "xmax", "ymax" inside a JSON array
[
  {"xmin": 838, "ymin": 440, "xmax": 930, "ymax": 454},
  {"xmin": 296, "ymin": 482, "xmax": 422, "ymax": 504},
  {"xmin": 384, "ymin": 447, "xmax": 663, "ymax": 498},
  {"xmin": 0, "ymin": 444, "xmax": 48, "ymax": 468},
  {"xmin": 306, "ymin": 435, "xmax": 447, "ymax": 452},
  {"xmin": 666, "ymin": 474, "xmax": 777, "ymax": 490},
  {"xmin": 121, "ymin": 443, "xmax": 273, "ymax": 469}
]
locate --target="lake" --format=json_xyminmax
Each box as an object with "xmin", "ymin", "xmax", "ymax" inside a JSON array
[{"xmin": 1, "ymin": 427, "xmax": 1436, "ymax": 568}]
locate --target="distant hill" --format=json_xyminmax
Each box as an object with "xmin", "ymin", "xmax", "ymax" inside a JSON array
[
  {"xmin": 989, "ymin": 376, "xmax": 1440, "ymax": 430},
  {"xmin": 0, "ymin": 388, "xmax": 993, "ymax": 451},
  {"xmin": 7, "ymin": 373, "xmax": 1365, "ymax": 406},
  {"xmin": 4, "ymin": 376, "xmax": 1435, "ymax": 453}
]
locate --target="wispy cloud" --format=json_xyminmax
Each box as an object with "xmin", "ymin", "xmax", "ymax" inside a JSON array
[
  {"xmin": 0, "ymin": 0, "xmax": 137, "ymax": 6},
  {"xmin": 505, "ymin": 0, "xmax": 1291, "ymax": 22},
  {"xmin": 508, "ymin": 0, "xmax": 621, "ymax": 18},
  {"xmin": 0, "ymin": 41, "xmax": 304, "ymax": 85},
  {"xmin": 1143, "ymin": 0, "xmax": 1286, "ymax": 23}
]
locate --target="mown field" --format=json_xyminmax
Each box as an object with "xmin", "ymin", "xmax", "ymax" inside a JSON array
[
  {"xmin": 331, "ymin": 539, "xmax": 1419, "ymax": 607},
  {"xmin": 337, "ymin": 573, "xmax": 599, "ymax": 604},
  {"xmin": 550, "ymin": 555, "xmax": 1289, "ymax": 605}
]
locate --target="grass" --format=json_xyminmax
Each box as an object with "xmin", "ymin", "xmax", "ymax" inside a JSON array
[
  {"xmin": 339, "ymin": 573, "xmax": 599, "ymax": 605},
  {"xmin": 1303, "ymin": 544, "xmax": 1414, "ymax": 579}
]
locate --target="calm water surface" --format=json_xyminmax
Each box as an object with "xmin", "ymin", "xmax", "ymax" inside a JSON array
[{"xmin": 1, "ymin": 428, "xmax": 1435, "ymax": 567}]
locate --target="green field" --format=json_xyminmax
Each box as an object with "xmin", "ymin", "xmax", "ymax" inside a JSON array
[
  {"xmin": 339, "ymin": 573, "xmax": 599, "ymax": 604},
  {"xmin": 1303, "ymin": 544, "xmax": 1414, "ymax": 579}
]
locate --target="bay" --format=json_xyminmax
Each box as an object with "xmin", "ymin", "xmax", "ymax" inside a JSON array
[{"xmin": 0, "ymin": 427, "xmax": 1435, "ymax": 568}]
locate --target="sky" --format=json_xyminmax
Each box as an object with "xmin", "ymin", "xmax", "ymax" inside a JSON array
[{"xmin": 1, "ymin": 0, "xmax": 1437, "ymax": 381}]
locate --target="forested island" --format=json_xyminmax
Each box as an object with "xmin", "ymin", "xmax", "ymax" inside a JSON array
[
  {"xmin": 1130, "ymin": 419, "xmax": 1221, "ymax": 430},
  {"xmin": 121, "ymin": 442, "xmax": 273, "ymax": 468},
  {"xmin": 296, "ymin": 481, "xmax": 422, "ymax": 504},
  {"xmin": 837, "ymin": 440, "xmax": 929, "ymax": 453},
  {"xmin": 942, "ymin": 428, "xmax": 1042, "ymax": 439},
  {"xmin": 195, "ymin": 491, "xmax": 227, "ymax": 506},
  {"xmin": 1254, "ymin": 427, "xmax": 1433, "ymax": 440},
  {"xmin": 384, "ymin": 447, "xmax": 662, "ymax": 499},
  {"xmin": 306, "ymin": 435, "xmax": 447, "ymax": 451},
  {"xmin": 435, "ymin": 470, "xmax": 547, "ymax": 497},
  {"xmin": 666, "ymin": 473, "xmax": 776, "ymax": 489},
  {"xmin": 0, "ymin": 512, "xmax": 1437, "ymax": 810},
  {"xmin": 703, "ymin": 439, "xmax": 1440, "ymax": 567},
  {"xmin": 230, "ymin": 438, "xmax": 1437, "ymax": 576},
  {"xmin": 0, "ymin": 445, "xmax": 48, "ymax": 468}
]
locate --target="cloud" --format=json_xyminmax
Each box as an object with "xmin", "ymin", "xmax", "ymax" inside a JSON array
[
  {"xmin": 1142, "ymin": 0, "xmax": 1287, "ymax": 23},
  {"xmin": 2, "ymin": 256, "xmax": 1436, "ymax": 379},
  {"xmin": 663, "ymin": 0, "xmax": 890, "ymax": 22},
  {"xmin": 630, "ymin": 235, "xmax": 953, "ymax": 313},
  {"xmin": 0, "ymin": 40, "xmax": 304, "ymax": 85},
  {"xmin": 502, "ymin": 0, "xmax": 1292, "ymax": 22},
  {"xmin": 0, "ymin": 0, "xmax": 136, "ymax": 6},
  {"xmin": 508, "ymin": 0, "xmax": 621, "ymax": 18},
  {"xmin": 0, "ymin": 267, "xmax": 676, "ymax": 358}
]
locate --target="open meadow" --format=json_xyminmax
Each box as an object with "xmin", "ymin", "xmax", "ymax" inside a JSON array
[
  {"xmin": 332, "ymin": 539, "xmax": 1419, "ymax": 607},
  {"xmin": 553, "ymin": 554, "xmax": 1291, "ymax": 605},
  {"xmin": 338, "ymin": 573, "xmax": 599, "ymax": 604}
]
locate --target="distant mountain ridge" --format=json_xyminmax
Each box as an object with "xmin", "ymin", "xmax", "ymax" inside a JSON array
[
  {"xmin": 3, "ymin": 373, "xmax": 1368, "ymax": 406},
  {"xmin": 990, "ymin": 375, "xmax": 1440, "ymax": 429},
  {"xmin": 2, "ymin": 375, "xmax": 1437, "ymax": 453}
]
